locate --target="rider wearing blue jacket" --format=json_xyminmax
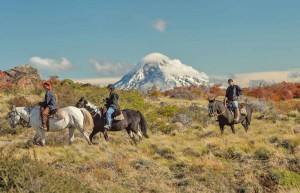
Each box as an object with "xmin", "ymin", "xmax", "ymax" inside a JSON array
[{"xmin": 39, "ymin": 81, "xmax": 57, "ymax": 131}]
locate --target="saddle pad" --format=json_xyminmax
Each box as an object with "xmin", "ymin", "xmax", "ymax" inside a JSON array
[
  {"xmin": 49, "ymin": 109, "xmax": 65, "ymax": 120},
  {"xmin": 113, "ymin": 112, "xmax": 125, "ymax": 121},
  {"xmin": 240, "ymin": 107, "xmax": 247, "ymax": 115}
]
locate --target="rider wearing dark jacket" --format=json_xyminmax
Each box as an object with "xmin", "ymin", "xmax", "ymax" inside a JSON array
[
  {"xmin": 39, "ymin": 81, "xmax": 57, "ymax": 131},
  {"xmin": 104, "ymin": 84, "xmax": 120, "ymax": 130},
  {"xmin": 224, "ymin": 79, "xmax": 242, "ymax": 123}
]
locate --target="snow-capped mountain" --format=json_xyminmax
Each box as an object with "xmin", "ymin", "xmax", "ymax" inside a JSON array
[{"xmin": 115, "ymin": 53, "xmax": 209, "ymax": 91}]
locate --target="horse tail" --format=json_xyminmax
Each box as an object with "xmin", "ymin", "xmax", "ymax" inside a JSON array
[
  {"xmin": 138, "ymin": 111, "xmax": 148, "ymax": 138},
  {"xmin": 80, "ymin": 108, "xmax": 94, "ymax": 130}
]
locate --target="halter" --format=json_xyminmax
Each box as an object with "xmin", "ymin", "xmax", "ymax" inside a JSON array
[
  {"xmin": 85, "ymin": 101, "xmax": 100, "ymax": 118},
  {"xmin": 89, "ymin": 107, "xmax": 99, "ymax": 117},
  {"xmin": 210, "ymin": 101, "xmax": 226, "ymax": 117},
  {"xmin": 10, "ymin": 107, "xmax": 33, "ymax": 127}
]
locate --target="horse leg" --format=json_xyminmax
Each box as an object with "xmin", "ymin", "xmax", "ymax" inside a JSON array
[
  {"xmin": 89, "ymin": 128, "xmax": 100, "ymax": 144},
  {"xmin": 131, "ymin": 127, "xmax": 143, "ymax": 143},
  {"xmin": 241, "ymin": 119, "xmax": 248, "ymax": 132},
  {"xmin": 103, "ymin": 130, "xmax": 109, "ymax": 141},
  {"xmin": 39, "ymin": 130, "xmax": 46, "ymax": 146},
  {"xmin": 77, "ymin": 126, "xmax": 92, "ymax": 145},
  {"xmin": 32, "ymin": 131, "xmax": 40, "ymax": 144},
  {"xmin": 126, "ymin": 128, "xmax": 136, "ymax": 145},
  {"xmin": 230, "ymin": 125, "xmax": 236, "ymax": 134},
  {"xmin": 68, "ymin": 127, "xmax": 75, "ymax": 145},
  {"xmin": 246, "ymin": 114, "xmax": 251, "ymax": 131},
  {"xmin": 219, "ymin": 123, "xmax": 225, "ymax": 135}
]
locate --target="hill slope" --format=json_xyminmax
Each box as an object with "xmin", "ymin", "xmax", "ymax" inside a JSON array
[{"xmin": 0, "ymin": 85, "xmax": 300, "ymax": 193}]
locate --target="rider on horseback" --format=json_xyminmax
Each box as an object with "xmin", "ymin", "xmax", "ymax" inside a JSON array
[
  {"xmin": 104, "ymin": 84, "xmax": 120, "ymax": 130},
  {"xmin": 224, "ymin": 79, "xmax": 242, "ymax": 123},
  {"xmin": 38, "ymin": 81, "xmax": 57, "ymax": 131}
]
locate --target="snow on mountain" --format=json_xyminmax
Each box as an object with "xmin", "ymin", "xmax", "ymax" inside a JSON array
[{"xmin": 115, "ymin": 53, "xmax": 209, "ymax": 91}]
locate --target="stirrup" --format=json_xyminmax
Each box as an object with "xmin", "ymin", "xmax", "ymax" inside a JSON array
[
  {"xmin": 39, "ymin": 126, "xmax": 47, "ymax": 131},
  {"xmin": 104, "ymin": 125, "xmax": 110, "ymax": 130}
]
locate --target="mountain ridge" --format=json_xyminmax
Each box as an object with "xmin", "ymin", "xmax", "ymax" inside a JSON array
[{"xmin": 115, "ymin": 53, "xmax": 209, "ymax": 91}]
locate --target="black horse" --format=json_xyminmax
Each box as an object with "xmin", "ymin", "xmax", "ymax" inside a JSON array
[
  {"xmin": 208, "ymin": 97, "xmax": 252, "ymax": 134},
  {"xmin": 76, "ymin": 97, "xmax": 148, "ymax": 144}
]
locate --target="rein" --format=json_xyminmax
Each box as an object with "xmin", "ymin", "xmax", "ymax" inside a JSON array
[
  {"xmin": 89, "ymin": 108, "xmax": 99, "ymax": 117},
  {"xmin": 211, "ymin": 101, "xmax": 226, "ymax": 117},
  {"xmin": 26, "ymin": 106, "xmax": 33, "ymax": 124}
]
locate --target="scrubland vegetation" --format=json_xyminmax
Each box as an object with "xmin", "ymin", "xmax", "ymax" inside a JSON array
[{"xmin": 0, "ymin": 81, "xmax": 300, "ymax": 192}]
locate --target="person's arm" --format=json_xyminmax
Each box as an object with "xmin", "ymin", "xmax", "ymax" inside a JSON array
[
  {"xmin": 39, "ymin": 93, "xmax": 47, "ymax": 106},
  {"xmin": 224, "ymin": 88, "xmax": 229, "ymax": 106},
  {"xmin": 46, "ymin": 90, "xmax": 53, "ymax": 106},
  {"xmin": 112, "ymin": 93, "xmax": 119, "ymax": 106},
  {"xmin": 236, "ymin": 85, "xmax": 243, "ymax": 95}
]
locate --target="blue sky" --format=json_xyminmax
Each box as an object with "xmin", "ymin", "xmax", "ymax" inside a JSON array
[{"xmin": 1, "ymin": 0, "xmax": 300, "ymax": 80}]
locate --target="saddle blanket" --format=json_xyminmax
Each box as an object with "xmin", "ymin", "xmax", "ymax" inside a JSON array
[{"xmin": 113, "ymin": 112, "xmax": 125, "ymax": 121}]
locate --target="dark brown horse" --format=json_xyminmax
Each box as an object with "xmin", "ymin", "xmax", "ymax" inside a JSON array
[
  {"xmin": 208, "ymin": 98, "xmax": 252, "ymax": 134},
  {"xmin": 76, "ymin": 97, "xmax": 148, "ymax": 144}
]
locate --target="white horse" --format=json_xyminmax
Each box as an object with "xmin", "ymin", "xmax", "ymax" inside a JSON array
[{"xmin": 9, "ymin": 105, "xmax": 93, "ymax": 146}]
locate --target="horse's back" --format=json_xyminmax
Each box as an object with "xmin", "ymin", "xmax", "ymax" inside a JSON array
[{"xmin": 121, "ymin": 109, "xmax": 140, "ymax": 118}]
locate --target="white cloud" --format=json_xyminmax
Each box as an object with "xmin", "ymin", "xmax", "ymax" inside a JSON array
[
  {"xmin": 288, "ymin": 71, "xmax": 300, "ymax": 78},
  {"xmin": 210, "ymin": 70, "xmax": 300, "ymax": 87},
  {"xmin": 29, "ymin": 56, "xmax": 73, "ymax": 71},
  {"xmin": 90, "ymin": 59, "xmax": 134, "ymax": 77},
  {"xmin": 152, "ymin": 19, "xmax": 167, "ymax": 32}
]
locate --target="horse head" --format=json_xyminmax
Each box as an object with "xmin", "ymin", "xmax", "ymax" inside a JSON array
[
  {"xmin": 76, "ymin": 97, "xmax": 88, "ymax": 108},
  {"xmin": 207, "ymin": 95, "xmax": 217, "ymax": 117},
  {"xmin": 9, "ymin": 105, "xmax": 21, "ymax": 128}
]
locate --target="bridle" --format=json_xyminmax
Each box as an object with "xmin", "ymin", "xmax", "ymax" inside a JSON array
[
  {"xmin": 89, "ymin": 107, "xmax": 99, "ymax": 117},
  {"xmin": 9, "ymin": 107, "xmax": 33, "ymax": 127},
  {"xmin": 78, "ymin": 100, "xmax": 100, "ymax": 118},
  {"xmin": 209, "ymin": 100, "xmax": 226, "ymax": 117}
]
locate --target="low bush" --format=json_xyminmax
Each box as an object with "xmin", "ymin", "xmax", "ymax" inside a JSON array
[
  {"xmin": 0, "ymin": 156, "xmax": 96, "ymax": 192},
  {"xmin": 272, "ymin": 170, "xmax": 300, "ymax": 189}
]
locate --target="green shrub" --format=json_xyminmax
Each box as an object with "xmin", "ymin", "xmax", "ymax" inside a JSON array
[
  {"xmin": 272, "ymin": 170, "xmax": 300, "ymax": 189},
  {"xmin": 0, "ymin": 156, "xmax": 96, "ymax": 192},
  {"xmin": 157, "ymin": 105, "xmax": 181, "ymax": 117},
  {"xmin": 60, "ymin": 79, "xmax": 74, "ymax": 85},
  {"xmin": 254, "ymin": 147, "xmax": 270, "ymax": 160}
]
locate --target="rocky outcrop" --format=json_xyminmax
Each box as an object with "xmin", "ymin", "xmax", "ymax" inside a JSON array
[{"xmin": 0, "ymin": 65, "xmax": 41, "ymax": 90}]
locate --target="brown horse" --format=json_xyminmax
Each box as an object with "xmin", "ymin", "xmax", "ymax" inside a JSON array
[
  {"xmin": 76, "ymin": 97, "xmax": 148, "ymax": 144},
  {"xmin": 208, "ymin": 98, "xmax": 252, "ymax": 134}
]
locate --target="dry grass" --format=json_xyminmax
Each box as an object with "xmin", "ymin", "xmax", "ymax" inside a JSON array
[{"xmin": 0, "ymin": 90, "xmax": 300, "ymax": 192}]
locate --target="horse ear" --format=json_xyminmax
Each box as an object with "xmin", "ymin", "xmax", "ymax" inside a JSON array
[
  {"xmin": 12, "ymin": 105, "xmax": 16, "ymax": 110},
  {"xmin": 79, "ymin": 97, "xmax": 84, "ymax": 102},
  {"xmin": 208, "ymin": 94, "xmax": 216, "ymax": 101},
  {"xmin": 84, "ymin": 100, "xmax": 88, "ymax": 104}
]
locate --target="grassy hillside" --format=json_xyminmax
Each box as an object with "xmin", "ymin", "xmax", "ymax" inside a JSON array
[{"xmin": 0, "ymin": 83, "xmax": 300, "ymax": 193}]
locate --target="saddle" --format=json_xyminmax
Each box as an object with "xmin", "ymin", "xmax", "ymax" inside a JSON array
[
  {"xmin": 102, "ymin": 106, "xmax": 124, "ymax": 122},
  {"xmin": 48, "ymin": 108, "xmax": 65, "ymax": 120},
  {"xmin": 46, "ymin": 108, "xmax": 65, "ymax": 131},
  {"xmin": 227, "ymin": 102, "xmax": 247, "ymax": 115}
]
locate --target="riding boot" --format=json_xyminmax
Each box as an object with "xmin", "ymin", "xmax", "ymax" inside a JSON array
[{"xmin": 234, "ymin": 109, "xmax": 240, "ymax": 123}]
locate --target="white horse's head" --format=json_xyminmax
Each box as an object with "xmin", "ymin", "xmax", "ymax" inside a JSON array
[{"xmin": 9, "ymin": 105, "xmax": 21, "ymax": 128}]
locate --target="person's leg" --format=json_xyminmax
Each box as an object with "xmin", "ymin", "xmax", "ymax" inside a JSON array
[
  {"xmin": 105, "ymin": 107, "xmax": 115, "ymax": 130},
  {"xmin": 41, "ymin": 107, "xmax": 49, "ymax": 130},
  {"xmin": 233, "ymin": 101, "xmax": 240, "ymax": 123}
]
